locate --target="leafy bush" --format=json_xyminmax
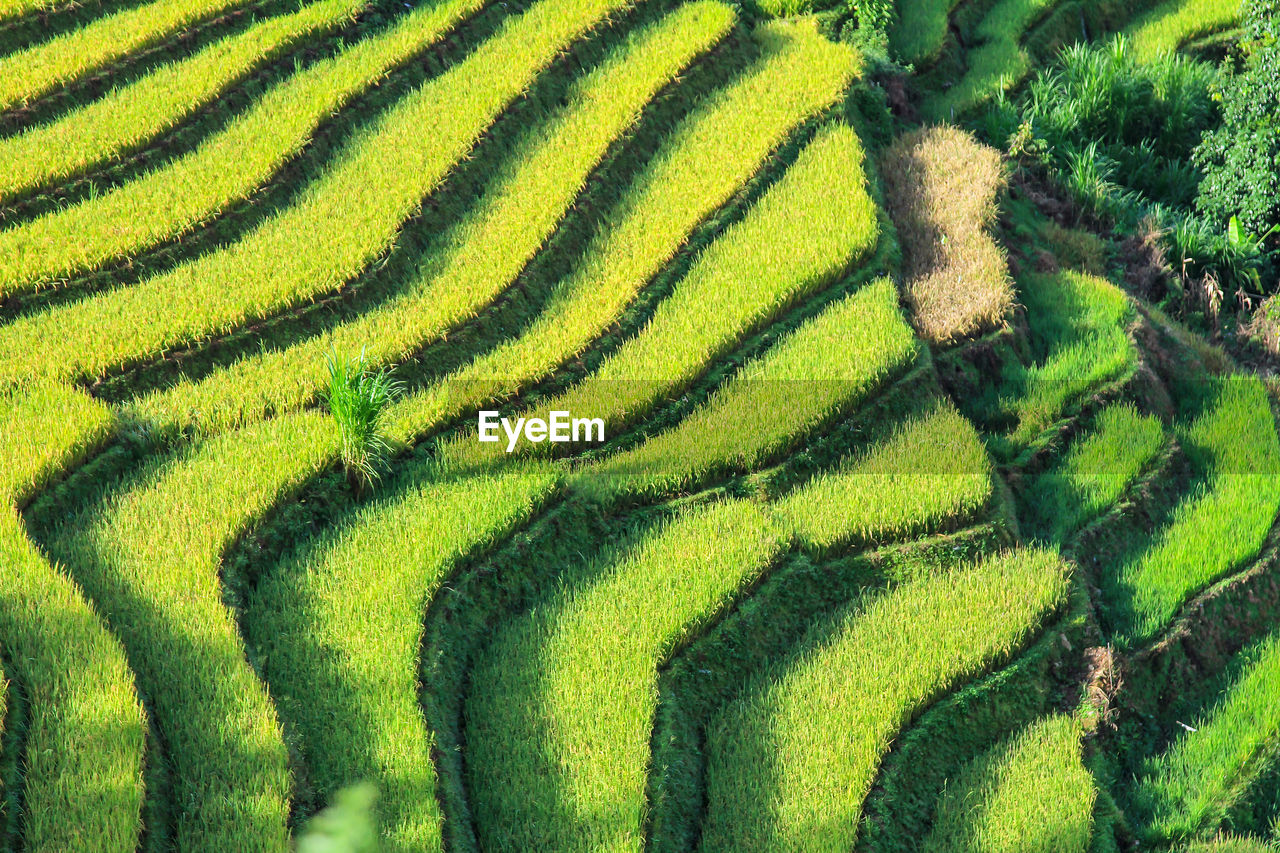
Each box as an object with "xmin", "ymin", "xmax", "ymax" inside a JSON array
[
  {"xmin": 1194, "ymin": 0, "xmax": 1280, "ymax": 239},
  {"xmin": 323, "ymin": 350, "xmax": 402, "ymax": 487}
]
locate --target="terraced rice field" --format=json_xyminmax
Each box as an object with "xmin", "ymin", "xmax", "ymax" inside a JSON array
[{"xmin": 0, "ymin": 0, "xmax": 1272, "ymax": 850}]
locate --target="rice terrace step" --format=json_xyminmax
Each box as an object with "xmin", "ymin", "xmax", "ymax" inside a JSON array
[{"xmin": 1, "ymin": 0, "xmax": 1277, "ymax": 848}]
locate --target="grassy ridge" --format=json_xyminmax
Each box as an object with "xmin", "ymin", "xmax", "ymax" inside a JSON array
[
  {"xmin": 0, "ymin": 0, "xmax": 647, "ymax": 374},
  {"xmin": 1135, "ymin": 631, "xmax": 1280, "ymax": 841},
  {"xmin": 0, "ymin": 0, "xmax": 485, "ymax": 297},
  {"xmin": 129, "ymin": 0, "xmax": 739, "ymax": 435},
  {"xmin": 0, "ymin": 0, "xmax": 367, "ymax": 203},
  {"xmin": 1126, "ymin": 0, "xmax": 1241, "ymax": 60},
  {"xmin": 699, "ymin": 547, "xmax": 1067, "ymax": 852},
  {"xmin": 575, "ymin": 278, "xmax": 917, "ymax": 500},
  {"xmin": 447, "ymin": 121, "xmax": 878, "ymax": 468},
  {"xmin": 247, "ymin": 461, "xmax": 556, "ymax": 851},
  {"xmin": 1023, "ymin": 403, "xmax": 1165, "ymax": 542},
  {"xmin": 45, "ymin": 413, "xmax": 340, "ymax": 851},
  {"xmin": 385, "ymin": 19, "xmax": 859, "ymax": 445},
  {"xmin": 0, "ymin": 384, "xmax": 145, "ymax": 853},
  {"xmin": 1110, "ymin": 377, "xmax": 1280, "ymax": 646},
  {"xmin": 922, "ymin": 715, "xmax": 1095, "ymax": 852},
  {"xmin": 891, "ymin": 0, "xmax": 964, "ymax": 65},
  {"xmin": 0, "ymin": 0, "xmax": 256, "ymax": 111},
  {"xmin": 880, "ymin": 126, "xmax": 1012, "ymax": 343}
]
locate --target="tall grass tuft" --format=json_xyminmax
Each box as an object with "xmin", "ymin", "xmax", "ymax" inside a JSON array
[{"xmin": 323, "ymin": 350, "xmax": 402, "ymax": 488}]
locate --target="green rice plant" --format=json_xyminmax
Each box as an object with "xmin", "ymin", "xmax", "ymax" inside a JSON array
[
  {"xmin": 0, "ymin": 0, "xmax": 258, "ymax": 111},
  {"xmin": 0, "ymin": 0, "xmax": 666, "ymax": 378},
  {"xmin": 127, "ymin": 0, "xmax": 737, "ymax": 435},
  {"xmin": 890, "ymin": 0, "xmax": 963, "ymax": 64},
  {"xmin": 700, "ymin": 546, "xmax": 1067, "ymax": 851},
  {"xmin": 998, "ymin": 271, "xmax": 1135, "ymax": 449},
  {"xmin": 1023, "ymin": 403, "xmax": 1165, "ymax": 542},
  {"xmin": 0, "ymin": 383, "xmax": 145, "ymax": 853},
  {"xmin": 382, "ymin": 20, "xmax": 859, "ymax": 445},
  {"xmin": 1127, "ymin": 0, "xmax": 1241, "ymax": 61},
  {"xmin": 1135, "ymin": 631, "xmax": 1280, "ymax": 842},
  {"xmin": 248, "ymin": 459, "xmax": 556, "ymax": 851},
  {"xmin": 923, "ymin": 714, "xmax": 1095, "ymax": 852},
  {"xmin": 0, "ymin": 0, "xmax": 366, "ymax": 203},
  {"xmin": 322, "ymin": 349, "xmax": 403, "ymax": 488},
  {"xmin": 1180, "ymin": 839, "xmax": 1276, "ymax": 853},
  {"xmin": 923, "ymin": 0, "xmax": 1061, "ymax": 119},
  {"xmin": 0, "ymin": 0, "xmax": 53, "ymax": 23},
  {"xmin": 44, "ymin": 411, "xmax": 341, "ymax": 850},
  {"xmin": 444, "ymin": 121, "xmax": 878, "ymax": 468},
  {"xmin": 775, "ymin": 400, "xmax": 992, "ymax": 552},
  {"xmin": 573, "ymin": 278, "xmax": 917, "ymax": 500},
  {"xmin": 467, "ymin": 498, "xmax": 787, "ymax": 851},
  {"xmin": 1110, "ymin": 376, "xmax": 1280, "ymax": 646},
  {"xmin": 0, "ymin": 0, "xmax": 484, "ymax": 297}
]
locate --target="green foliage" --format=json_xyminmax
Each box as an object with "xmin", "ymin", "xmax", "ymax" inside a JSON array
[
  {"xmin": 1195, "ymin": 0, "xmax": 1280, "ymax": 240},
  {"xmin": 1126, "ymin": 0, "xmax": 1242, "ymax": 60},
  {"xmin": 296, "ymin": 784, "xmax": 380, "ymax": 853},
  {"xmin": 322, "ymin": 350, "xmax": 403, "ymax": 488},
  {"xmin": 923, "ymin": 715, "xmax": 1095, "ymax": 852}
]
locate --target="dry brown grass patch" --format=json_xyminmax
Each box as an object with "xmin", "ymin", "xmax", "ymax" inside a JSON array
[{"xmin": 880, "ymin": 125, "xmax": 1012, "ymax": 343}]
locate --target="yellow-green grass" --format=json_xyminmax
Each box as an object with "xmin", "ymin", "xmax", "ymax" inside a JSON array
[
  {"xmin": 0, "ymin": 0, "xmax": 257, "ymax": 111},
  {"xmin": 923, "ymin": 0, "xmax": 1061, "ymax": 120},
  {"xmin": 1112, "ymin": 377, "xmax": 1280, "ymax": 646},
  {"xmin": 0, "ymin": 0, "xmax": 367, "ymax": 203},
  {"xmin": 0, "ymin": 0, "xmax": 52, "ymax": 24},
  {"xmin": 0, "ymin": 0, "xmax": 484, "ymax": 297},
  {"xmin": 880, "ymin": 126, "xmax": 1012, "ymax": 343},
  {"xmin": 383, "ymin": 18, "xmax": 859, "ymax": 446},
  {"xmin": 1004, "ymin": 271, "xmax": 1135, "ymax": 446},
  {"xmin": 891, "ymin": 0, "xmax": 964, "ymax": 65},
  {"xmin": 127, "ymin": 0, "xmax": 738, "ymax": 435},
  {"xmin": 1126, "ymin": 0, "xmax": 1241, "ymax": 61},
  {"xmin": 1023, "ymin": 403, "xmax": 1165, "ymax": 542},
  {"xmin": 699, "ymin": 547, "xmax": 1068, "ymax": 851},
  {"xmin": 0, "ymin": 383, "xmax": 145, "ymax": 853},
  {"xmin": 923, "ymin": 714, "xmax": 1095, "ymax": 852},
  {"xmin": 0, "ymin": 0, "xmax": 648, "ymax": 372},
  {"xmin": 48, "ymin": 412, "xmax": 340, "ymax": 850},
  {"xmin": 467, "ymin": 499, "xmax": 784, "ymax": 851},
  {"xmin": 1181, "ymin": 839, "xmax": 1276, "ymax": 853},
  {"xmin": 1136, "ymin": 632, "xmax": 1280, "ymax": 842},
  {"xmin": 247, "ymin": 460, "xmax": 557, "ymax": 851},
  {"xmin": 776, "ymin": 400, "xmax": 991, "ymax": 552},
  {"xmin": 573, "ymin": 277, "xmax": 917, "ymax": 500},
  {"xmin": 446, "ymin": 121, "xmax": 878, "ymax": 469}
]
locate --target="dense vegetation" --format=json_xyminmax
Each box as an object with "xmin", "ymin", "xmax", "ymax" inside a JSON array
[{"xmin": 0, "ymin": 0, "xmax": 1277, "ymax": 849}]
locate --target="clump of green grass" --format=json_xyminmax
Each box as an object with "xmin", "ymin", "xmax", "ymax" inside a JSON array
[
  {"xmin": 1126, "ymin": 0, "xmax": 1241, "ymax": 61},
  {"xmin": 1023, "ymin": 403, "xmax": 1165, "ymax": 542},
  {"xmin": 322, "ymin": 350, "xmax": 403, "ymax": 488},
  {"xmin": 1110, "ymin": 376, "xmax": 1280, "ymax": 645},
  {"xmin": 296, "ymin": 783, "xmax": 380, "ymax": 853},
  {"xmin": 923, "ymin": 714, "xmax": 1095, "ymax": 853},
  {"xmin": 1134, "ymin": 631, "xmax": 1280, "ymax": 842},
  {"xmin": 700, "ymin": 547, "xmax": 1067, "ymax": 851}
]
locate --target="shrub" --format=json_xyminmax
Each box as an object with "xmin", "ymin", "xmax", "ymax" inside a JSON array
[{"xmin": 322, "ymin": 350, "xmax": 403, "ymax": 487}]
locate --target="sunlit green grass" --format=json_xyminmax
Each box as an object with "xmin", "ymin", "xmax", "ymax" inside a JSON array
[
  {"xmin": 1135, "ymin": 631, "xmax": 1280, "ymax": 842},
  {"xmin": 0, "ymin": 0, "xmax": 485, "ymax": 298},
  {"xmin": 1126, "ymin": 0, "xmax": 1241, "ymax": 61},
  {"xmin": 1112, "ymin": 377, "xmax": 1280, "ymax": 646},
  {"xmin": 445, "ymin": 120, "xmax": 878, "ymax": 468},
  {"xmin": 891, "ymin": 0, "xmax": 963, "ymax": 65},
  {"xmin": 1023, "ymin": 403, "xmax": 1165, "ymax": 542},
  {"xmin": 0, "ymin": 0, "xmax": 365, "ymax": 203},
  {"xmin": 575, "ymin": 277, "xmax": 917, "ymax": 499},
  {"xmin": 700, "ymin": 547, "xmax": 1067, "ymax": 851},
  {"xmin": 923, "ymin": 714, "xmax": 1095, "ymax": 852},
  {"xmin": 248, "ymin": 460, "xmax": 557, "ymax": 851},
  {"xmin": 129, "ymin": 0, "xmax": 737, "ymax": 434},
  {"xmin": 47, "ymin": 412, "xmax": 341, "ymax": 850},
  {"xmin": 0, "ymin": 383, "xmax": 145, "ymax": 853},
  {"xmin": 0, "ymin": 0, "xmax": 256, "ymax": 111},
  {"xmin": 383, "ymin": 19, "xmax": 859, "ymax": 445}
]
